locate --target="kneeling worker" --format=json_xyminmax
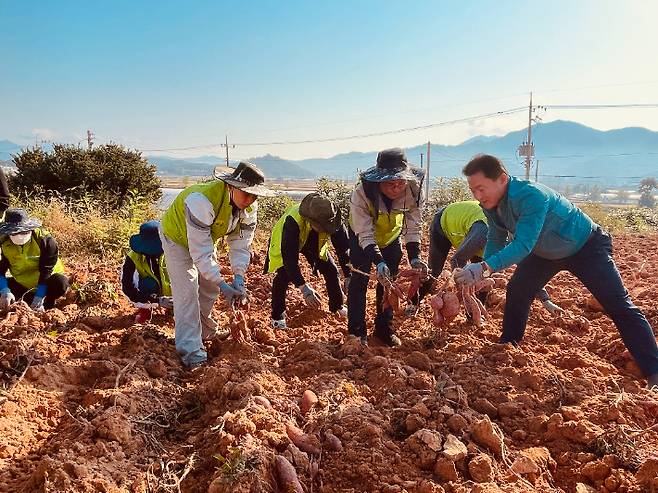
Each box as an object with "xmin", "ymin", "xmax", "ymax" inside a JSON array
[
  {"xmin": 266, "ymin": 193, "xmax": 351, "ymax": 329},
  {"xmin": 0, "ymin": 208, "xmax": 69, "ymax": 312},
  {"xmin": 121, "ymin": 220, "xmax": 173, "ymax": 323}
]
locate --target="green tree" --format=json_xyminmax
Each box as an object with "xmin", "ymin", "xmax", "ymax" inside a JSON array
[
  {"xmin": 10, "ymin": 144, "xmax": 161, "ymax": 210},
  {"xmin": 638, "ymin": 177, "xmax": 657, "ymax": 208}
]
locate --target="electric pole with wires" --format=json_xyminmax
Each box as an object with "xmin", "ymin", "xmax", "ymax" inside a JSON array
[
  {"xmin": 87, "ymin": 129, "xmax": 94, "ymax": 150},
  {"xmin": 221, "ymin": 135, "xmax": 235, "ymax": 167},
  {"xmin": 517, "ymin": 93, "xmax": 535, "ymax": 180}
]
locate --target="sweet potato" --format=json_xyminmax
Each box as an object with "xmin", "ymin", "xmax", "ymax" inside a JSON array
[
  {"xmin": 286, "ymin": 423, "xmax": 321, "ymax": 455},
  {"xmin": 300, "ymin": 389, "xmax": 318, "ymax": 415},
  {"xmin": 441, "ymin": 292, "xmax": 461, "ymax": 319},
  {"xmin": 324, "ymin": 431, "xmax": 343, "ymax": 452},
  {"xmin": 474, "ymin": 278, "xmax": 496, "ymax": 292},
  {"xmin": 274, "ymin": 455, "xmax": 304, "ymax": 493},
  {"xmin": 432, "ymin": 311, "xmax": 445, "ymax": 327},
  {"xmin": 463, "ymin": 294, "xmax": 483, "ymax": 327},
  {"xmin": 430, "ymin": 294, "xmax": 444, "ymax": 311}
]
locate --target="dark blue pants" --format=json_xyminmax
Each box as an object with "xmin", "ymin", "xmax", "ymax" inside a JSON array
[
  {"xmin": 347, "ymin": 230, "xmax": 402, "ymax": 338},
  {"xmin": 502, "ymin": 227, "xmax": 658, "ymax": 377}
]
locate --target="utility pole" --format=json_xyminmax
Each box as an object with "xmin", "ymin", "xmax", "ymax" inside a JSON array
[
  {"xmin": 87, "ymin": 129, "xmax": 94, "ymax": 150},
  {"xmin": 517, "ymin": 92, "xmax": 535, "ymax": 180},
  {"xmin": 535, "ymin": 159, "xmax": 539, "ymax": 182},
  {"xmin": 221, "ymin": 135, "xmax": 235, "ymax": 167},
  {"xmin": 420, "ymin": 153, "xmax": 424, "ymax": 169},
  {"xmin": 425, "ymin": 141, "xmax": 431, "ymax": 198}
]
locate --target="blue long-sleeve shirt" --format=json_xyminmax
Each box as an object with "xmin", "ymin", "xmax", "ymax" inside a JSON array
[{"xmin": 483, "ymin": 176, "xmax": 595, "ymax": 272}]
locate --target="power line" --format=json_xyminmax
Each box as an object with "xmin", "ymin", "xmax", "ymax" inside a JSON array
[
  {"xmin": 542, "ymin": 103, "xmax": 658, "ymax": 110},
  {"xmin": 138, "ymin": 107, "xmax": 527, "ymax": 152}
]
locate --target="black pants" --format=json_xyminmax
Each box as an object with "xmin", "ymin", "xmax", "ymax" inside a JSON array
[
  {"xmin": 8, "ymin": 274, "xmax": 69, "ymax": 309},
  {"xmin": 417, "ymin": 211, "xmax": 482, "ymax": 302},
  {"xmin": 271, "ymin": 250, "xmax": 344, "ymax": 320},
  {"xmin": 503, "ymin": 227, "xmax": 658, "ymax": 377},
  {"xmin": 347, "ymin": 229, "xmax": 402, "ymax": 338}
]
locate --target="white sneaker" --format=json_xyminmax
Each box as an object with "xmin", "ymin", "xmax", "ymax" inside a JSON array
[
  {"xmin": 272, "ymin": 319, "xmax": 287, "ymax": 330},
  {"xmin": 334, "ymin": 306, "xmax": 348, "ymax": 319}
]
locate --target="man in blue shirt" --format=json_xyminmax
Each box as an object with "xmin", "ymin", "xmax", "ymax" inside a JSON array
[{"xmin": 454, "ymin": 154, "xmax": 658, "ymax": 390}]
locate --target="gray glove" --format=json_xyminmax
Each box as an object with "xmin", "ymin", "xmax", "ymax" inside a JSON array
[
  {"xmin": 0, "ymin": 291, "xmax": 15, "ymax": 311},
  {"xmin": 376, "ymin": 261, "xmax": 391, "ymax": 285},
  {"xmin": 343, "ymin": 276, "xmax": 351, "ymax": 293},
  {"xmin": 542, "ymin": 299, "xmax": 564, "ymax": 316},
  {"xmin": 158, "ymin": 296, "xmax": 174, "ymax": 309},
  {"xmin": 454, "ymin": 262, "xmax": 485, "ymax": 287},
  {"xmin": 300, "ymin": 284, "xmax": 322, "ymax": 309},
  {"xmin": 30, "ymin": 295, "xmax": 45, "ymax": 313},
  {"xmin": 410, "ymin": 257, "xmax": 429, "ymax": 277}
]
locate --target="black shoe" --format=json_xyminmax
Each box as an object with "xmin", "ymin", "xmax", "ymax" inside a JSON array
[{"xmin": 374, "ymin": 330, "xmax": 401, "ymax": 348}]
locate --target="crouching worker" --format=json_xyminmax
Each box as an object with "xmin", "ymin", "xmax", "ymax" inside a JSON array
[
  {"xmin": 0, "ymin": 208, "xmax": 68, "ymax": 312},
  {"xmin": 121, "ymin": 220, "xmax": 173, "ymax": 323},
  {"xmin": 265, "ymin": 193, "xmax": 351, "ymax": 329},
  {"xmin": 160, "ymin": 162, "xmax": 275, "ymax": 369},
  {"xmin": 348, "ymin": 148, "xmax": 426, "ymax": 347}
]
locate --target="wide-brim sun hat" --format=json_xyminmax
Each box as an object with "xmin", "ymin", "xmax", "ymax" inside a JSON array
[
  {"xmin": 130, "ymin": 220, "xmax": 164, "ymax": 256},
  {"xmin": 0, "ymin": 208, "xmax": 42, "ymax": 236},
  {"xmin": 299, "ymin": 192, "xmax": 341, "ymax": 234},
  {"xmin": 361, "ymin": 147, "xmax": 420, "ymax": 183},
  {"xmin": 214, "ymin": 161, "xmax": 277, "ymax": 197}
]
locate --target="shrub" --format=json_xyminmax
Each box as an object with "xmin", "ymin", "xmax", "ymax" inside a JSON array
[
  {"xmin": 10, "ymin": 144, "xmax": 161, "ymax": 210},
  {"xmin": 315, "ymin": 176, "xmax": 353, "ymax": 222},
  {"xmin": 13, "ymin": 190, "xmax": 156, "ymax": 264},
  {"xmin": 256, "ymin": 193, "xmax": 294, "ymax": 233},
  {"xmin": 579, "ymin": 203, "xmax": 658, "ymax": 233},
  {"xmin": 423, "ymin": 177, "xmax": 472, "ymax": 222}
]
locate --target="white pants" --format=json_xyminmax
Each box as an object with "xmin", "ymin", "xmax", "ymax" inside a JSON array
[{"xmin": 158, "ymin": 225, "xmax": 220, "ymax": 367}]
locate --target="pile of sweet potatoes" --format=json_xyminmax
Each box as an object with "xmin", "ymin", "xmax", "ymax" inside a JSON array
[{"xmin": 429, "ymin": 270, "xmax": 497, "ymax": 327}]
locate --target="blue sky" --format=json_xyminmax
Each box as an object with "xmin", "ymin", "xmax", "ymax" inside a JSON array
[{"xmin": 2, "ymin": 0, "xmax": 657, "ymax": 159}]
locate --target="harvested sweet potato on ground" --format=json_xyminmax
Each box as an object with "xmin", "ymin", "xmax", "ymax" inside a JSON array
[
  {"xmin": 274, "ymin": 455, "xmax": 304, "ymax": 493},
  {"xmin": 286, "ymin": 423, "xmax": 321, "ymax": 454}
]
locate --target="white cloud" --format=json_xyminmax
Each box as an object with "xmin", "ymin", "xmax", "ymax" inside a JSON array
[{"xmin": 31, "ymin": 128, "xmax": 58, "ymax": 142}]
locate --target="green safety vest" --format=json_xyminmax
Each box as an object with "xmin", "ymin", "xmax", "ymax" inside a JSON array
[
  {"xmin": 126, "ymin": 250, "xmax": 172, "ymax": 296},
  {"xmin": 160, "ymin": 180, "xmax": 254, "ymax": 248},
  {"xmin": 267, "ymin": 205, "xmax": 330, "ymax": 273},
  {"xmin": 1, "ymin": 228, "xmax": 65, "ymax": 289},
  {"xmin": 349, "ymin": 203, "xmax": 405, "ymax": 248},
  {"xmin": 439, "ymin": 200, "xmax": 488, "ymax": 255}
]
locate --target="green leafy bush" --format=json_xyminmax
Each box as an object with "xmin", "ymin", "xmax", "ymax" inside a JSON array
[
  {"xmin": 423, "ymin": 177, "xmax": 472, "ymax": 222},
  {"xmin": 10, "ymin": 144, "xmax": 161, "ymax": 210},
  {"xmin": 315, "ymin": 176, "xmax": 352, "ymax": 222}
]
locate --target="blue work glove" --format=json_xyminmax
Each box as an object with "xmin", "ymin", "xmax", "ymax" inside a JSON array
[
  {"xmin": 300, "ymin": 283, "xmax": 322, "ymax": 309},
  {"xmin": 30, "ymin": 296, "xmax": 45, "ymax": 312},
  {"xmin": 376, "ymin": 261, "xmax": 391, "ymax": 286},
  {"xmin": 0, "ymin": 276, "xmax": 8, "ymax": 292},
  {"xmin": 410, "ymin": 257, "xmax": 429, "ymax": 277},
  {"xmin": 219, "ymin": 280, "xmax": 241, "ymax": 303},
  {"xmin": 454, "ymin": 262, "xmax": 485, "ymax": 287},
  {"xmin": 35, "ymin": 284, "xmax": 48, "ymax": 299},
  {"xmin": 232, "ymin": 274, "xmax": 245, "ymax": 297}
]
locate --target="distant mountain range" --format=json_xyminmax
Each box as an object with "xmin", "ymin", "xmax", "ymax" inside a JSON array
[{"xmin": 2, "ymin": 120, "xmax": 657, "ymax": 186}]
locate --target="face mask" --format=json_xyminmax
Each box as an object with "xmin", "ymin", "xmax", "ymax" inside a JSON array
[{"xmin": 10, "ymin": 232, "xmax": 32, "ymax": 245}]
